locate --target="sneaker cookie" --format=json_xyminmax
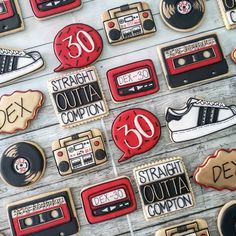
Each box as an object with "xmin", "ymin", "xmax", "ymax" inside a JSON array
[
  {"xmin": 0, "ymin": 90, "xmax": 44, "ymax": 134},
  {"xmin": 133, "ymin": 157, "xmax": 195, "ymax": 220},
  {"xmin": 112, "ymin": 108, "xmax": 161, "ymax": 162},
  {"xmin": 101, "ymin": 2, "xmax": 156, "ymax": 45},
  {"xmin": 157, "ymin": 33, "xmax": 229, "ymax": 89},
  {"xmin": 81, "ymin": 176, "xmax": 137, "ymax": 224},
  {"xmin": 52, "ymin": 129, "xmax": 108, "ymax": 176},
  {"xmin": 194, "ymin": 149, "xmax": 236, "ymax": 191},
  {"xmin": 30, "ymin": 0, "xmax": 82, "ymax": 20},
  {"xmin": 53, "ymin": 23, "xmax": 103, "ymax": 72},
  {"xmin": 160, "ymin": 0, "xmax": 205, "ymax": 32},
  {"xmin": 0, "ymin": 48, "xmax": 44, "ymax": 86},
  {"xmin": 166, "ymin": 98, "xmax": 236, "ymax": 142},
  {"xmin": 0, "ymin": 141, "xmax": 46, "ymax": 187},
  {"xmin": 155, "ymin": 219, "xmax": 210, "ymax": 235},
  {"xmin": 0, "ymin": 0, "xmax": 24, "ymax": 37},
  {"xmin": 218, "ymin": 201, "xmax": 236, "ymax": 236},
  {"xmin": 7, "ymin": 188, "xmax": 80, "ymax": 236},
  {"xmin": 48, "ymin": 67, "xmax": 109, "ymax": 128},
  {"xmin": 107, "ymin": 59, "xmax": 159, "ymax": 102}
]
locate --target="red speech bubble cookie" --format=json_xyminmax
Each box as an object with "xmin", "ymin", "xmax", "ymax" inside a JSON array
[
  {"xmin": 53, "ymin": 23, "xmax": 103, "ymax": 72},
  {"xmin": 112, "ymin": 108, "xmax": 161, "ymax": 162}
]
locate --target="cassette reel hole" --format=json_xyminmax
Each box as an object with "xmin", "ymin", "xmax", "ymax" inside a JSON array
[
  {"xmin": 203, "ymin": 50, "xmax": 211, "ymax": 58},
  {"xmin": 178, "ymin": 58, "xmax": 186, "ymax": 66},
  {"xmin": 24, "ymin": 217, "xmax": 33, "ymax": 226},
  {"xmin": 51, "ymin": 210, "xmax": 59, "ymax": 219}
]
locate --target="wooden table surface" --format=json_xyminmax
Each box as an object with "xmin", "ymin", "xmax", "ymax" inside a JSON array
[{"xmin": 0, "ymin": 0, "xmax": 236, "ymax": 235}]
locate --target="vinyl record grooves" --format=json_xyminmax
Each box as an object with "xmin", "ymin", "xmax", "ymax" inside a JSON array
[
  {"xmin": 0, "ymin": 141, "xmax": 46, "ymax": 187},
  {"xmin": 160, "ymin": 0, "xmax": 205, "ymax": 32}
]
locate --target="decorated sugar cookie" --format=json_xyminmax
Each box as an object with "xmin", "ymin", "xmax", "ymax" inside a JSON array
[
  {"xmin": 0, "ymin": 141, "xmax": 46, "ymax": 188},
  {"xmin": 218, "ymin": 201, "xmax": 236, "ymax": 236},
  {"xmin": 48, "ymin": 67, "xmax": 109, "ymax": 128},
  {"xmin": 52, "ymin": 129, "xmax": 108, "ymax": 176},
  {"xmin": 81, "ymin": 176, "xmax": 137, "ymax": 224},
  {"xmin": 0, "ymin": 48, "xmax": 44, "ymax": 86},
  {"xmin": 101, "ymin": 2, "xmax": 156, "ymax": 45},
  {"xmin": 53, "ymin": 23, "xmax": 103, "ymax": 72},
  {"xmin": 231, "ymin": 47, "xmax": 236, "ymax": 63},
  {"xmin": 112, "ymin": 108, "xmax": 161, "ymax": 162},
  {"xmin": 155, "ymin": 219, "xmax": 210, "ymax": 235},
  {"xmin": 107, "ymin": 59, "xmax": 159, "ymax": 102},
  {"xmin": 157, "ymin": 33, "xmax": 229, "ymax": 89},
  {"xmin": 30, "ymin": 0, "xmax": 82, "ymax": 20},
  {"xmin": 166, "ymin": 97, "xmax": 236, "ymax": 142},
  {"xmin": 133, "ymin": 157, "xmax": 195, "ymax": 220},
  {"xmin": 0, "ymin": 0, "xmax": 24, "ymax": 37},
  {"xmin": 0, "ymin": 90, "xmax": 44, "ymax": 134},
  {"xmin": 194, "ymin": 149, "xmax": 236, "ymax": 190},
  {"xmin": 160, "ymin": 0, "xmax": 205, "ymax": 32},
  {"xmin": 7, "ymin": 188, "xmax": 80, "ymax": 236}
]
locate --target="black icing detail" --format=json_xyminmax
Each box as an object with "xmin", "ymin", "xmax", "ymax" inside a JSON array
[
  {"xmin": 38, "ymin": 0, "xmax": 75, "ymax": 11},
  {"xmin": 0, "ymin": 142, "xmax": 45, "ymax": 187},
  {"xmin": 143, "ymin": 19, "xmax": 155, "ymax": 31},
  {"xmin": 109, "ymin": 29, "xmax": 121, "ymax": 41},
  {"xmin": 165, "ymin": 109, "xmax": 182, "ymax": 122},
  {"xmin": 59, "ymin": 161, "xmax": 70, "ymax": 172},
  {"xmin": 95, "ymin": 149, "xmax": 106, "ymax": 160}
]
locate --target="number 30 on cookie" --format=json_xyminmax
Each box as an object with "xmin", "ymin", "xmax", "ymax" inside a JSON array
[{"xmin": 112, "ymin": 109, "xmax": 161, "ymax": 163}]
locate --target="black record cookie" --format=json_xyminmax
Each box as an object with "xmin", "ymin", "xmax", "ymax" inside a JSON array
[
  {"xmin": 160, "ymin": 0, "xmax": 205, "ymax": 32},
  {"xmin": 217, "ymin": 201, "xmax": 236, "ymax": 236},
  {"xmin": 0, "ymin": 141, "xmax": 46, "ymax": 188}
]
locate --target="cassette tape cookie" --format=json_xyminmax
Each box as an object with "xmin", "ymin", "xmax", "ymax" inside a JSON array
[
  {"xmin": 102, "ymin": 2, "xmax": 156, "ymax": 45},
  {"xmin": 52, "ymin": 129, "xmax": 108, "ymax": 176}
]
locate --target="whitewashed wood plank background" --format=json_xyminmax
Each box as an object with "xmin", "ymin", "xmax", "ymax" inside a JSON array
[{"xmin": 0, "ymin": 0, "xmax": 236, "ymax": 235}]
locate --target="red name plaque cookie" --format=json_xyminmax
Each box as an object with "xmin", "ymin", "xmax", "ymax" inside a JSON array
[
  {"xmin": 107, "ymin": 59, "xmax": 159, "ymax": 102},
  {"xmin": 53, "ymin": 23, "xmax": 103, "ymax": 72},
  {"xmin": 112, "ymin": 108, "xmax": 161, "ymax": 162},
  {"xmin": 81, "ymin": 176, "xmax": 137, "ymax": 224}
]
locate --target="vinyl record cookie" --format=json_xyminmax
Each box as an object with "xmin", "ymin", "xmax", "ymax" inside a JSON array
[
  {"xmin": 160, "ymin": 0, "xmax": 205, "ymax": 32},
  {"xmin": 0, "ymin": 141, "xmax": 46, "ymax": 187}
]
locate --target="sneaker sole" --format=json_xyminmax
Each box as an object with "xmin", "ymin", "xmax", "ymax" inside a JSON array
[{"xmin": 170, "ymin": 115, "xmax": 236, "ymax": 142}]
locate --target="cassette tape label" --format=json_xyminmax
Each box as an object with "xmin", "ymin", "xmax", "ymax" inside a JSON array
[{"xmin": 133, "ymin": 158, "xmax": 195, "ymax": 220}]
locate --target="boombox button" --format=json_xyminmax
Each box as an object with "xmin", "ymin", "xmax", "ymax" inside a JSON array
[
  {"xmin": 57, "ymin": 151, "xmax": 63, "ymax": 157},
  {"xmin": 109, "ymin": 29, "xmax": 121, "ymax": 41},
  {"xmin": 94, "ymin": 141, "xmax": 100, "ymax": 146},
  {"xmin": 95, "ymin": 149, "xmax": 106, "ymax": 160},
  {"xmin": 59, "ymin": 161, "xmax": 70, "ymax": 172},
  {"xmin": 143, "ymin": 19, "xmax": 155, "ymax": 31},
  {"xmin": 108, "ymin": 22, "xmax": 115, "ymax": 28},
  {"xmin": 142, "ymin": 12, "xmax": 149, "ymax": 18}
]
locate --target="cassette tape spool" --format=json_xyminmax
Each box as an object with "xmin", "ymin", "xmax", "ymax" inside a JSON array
[
  {"xmin": 160, "ymin": 0, "xmax": 205, "ymax": 31},
  {"xmin": 52, "ymin": 129, "xmax": 108, "ymax": 176},
  {"xmin": 7, "ymin": 188, "xmax": 80, "ymax": 236},
  {"xmin": 0, "ymin": 141, "xmax": 46, "ymax": 188},
  {"xmin": 102, "ymin": 2, "xmax": 156, "ymax": 45}
]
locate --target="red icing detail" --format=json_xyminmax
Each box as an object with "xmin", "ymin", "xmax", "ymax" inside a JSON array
[
  {"xmin": 53, "ymin": 23, "xmax": 103, "ymax": 72},
  {"xmin": 112, "ymin": 108, "xmax": 161, "ymax": 162},
  {"xmin": 81, "ymin": 177, "xmax": 137, "ymax": 224},
  {"xmin": 107, "ymin": 59, "xmax": 159, "ymax": 102},
  {"xmin": 0, "ymin": 0, "xmax": 14, "ymax": 20},
  {"xmin": 94, "ymin": 141, "xmax": 100, "ymax": 146},
  {"xmin": 108, "ymin": 21, "xmax": 115, "ymax": 28},
  {"xmin": 57, "ymin": 151, "xmax": 63, "ymax": 157},
  {"xmin": 142, "ymin": 12, "xmax": 149, "ymax": 18},
  {"xmin": 231, "ymin": 48, "xmax": 236, "ymax": 63},
  {"xmin": 29, "ymin": 0, "xmax": 82, "ymax": 19}
]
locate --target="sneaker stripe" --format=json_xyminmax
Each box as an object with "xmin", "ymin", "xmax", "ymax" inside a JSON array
[
  {"xmin": 12, "ymin": 56, "xmax": 18, "ymax": 71},
  {"xmin": 213, "ymin": 108, "xmax": 219, "ymax": 123},
  {"xmin": 197, "ymin": 107, "xmax": 207, "ymax": 126},
  {"xmin": 0, "ymin": 55, "xmax": 6, "ymax": 74}
]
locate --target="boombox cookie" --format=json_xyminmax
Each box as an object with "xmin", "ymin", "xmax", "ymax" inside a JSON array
[
  {"xmin": 0, "ymin": 48, "xmax": 44, "ymax": 86},
  {"xmin": 0, "ymin": 0, "xmax": 24, "ymax": 37},
  {"xmin": 0, "ymin": 90, "xmax": 44, "ymax": 134},
  {"xmin": 101, "ymin": 2, "xmax": 156, "ymax": 45},
  {"xmin": 112, "ymin": 108, "xmax": 161, "ymax": 162},
  {"xmin": 133, "ymin": 157, "xmax": 195, "ymax": 220},
  {"xmin": 231, "ymin": 47, "xmax": 236, "ymax": 63},
  {"xmin": 194, "ymin": 149, "xmax": 236, "ymax": 190},
  {"xmin": 107, "ymin": 59, "xmax": 159, "ymax": 102},
  {"xmin": 52, "ymin": 129, "xmax": 108, "ymax": 176},
  {"xmin": 53, "ymin": 23, "xmax": 103, "ymax": 72},
  {"xmin": 81, "ymin": 176, "xmax": 137, "ymax": 224},
  {"xmin": 48, "ymin": 67, "xmax": 108, "ymax": 128},
  {"xmin": 7, "ymin": 188, "xmax": 80, "ymax": 236},
  {"xmin": 218, "ymin": 201, "xmax": 236, "ymax": 236},
  {"xmin": 166, "ymin": 97, "xmax": 236, "ymax": 142},
  {"xmin": 30, "ymin": 0, "xmax": 82, "ymax": 20},
  {"xmin": 157, "ymin": 33, "xmax": 229, "ymax": 89},
  {"xmin": 155, "ymin": 219, "xmax": 210, "ymax": 236},
  {"xmin": 160, "ymin": 0, "xmax": 205, "ymax": 32},
  {"xmin": 217, "ymin": 0, "xmax": 236, "ymax": 29},
  {"xmin": 0, "ymin": 141, "xmax": 46, "ymax": 187}
]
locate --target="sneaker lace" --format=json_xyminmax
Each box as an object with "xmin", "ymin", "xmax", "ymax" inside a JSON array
[
  {"xmin": 0, "ymin": 48, "xmax": 25, "ymax": 56},
  {"xmin": 196, "ymin": 99, "xmax": 225, "ymax": 108}
]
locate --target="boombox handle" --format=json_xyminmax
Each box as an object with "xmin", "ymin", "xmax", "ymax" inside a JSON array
[
  {"xmin": 108, "ymin": 2, "xmax": 143, "ymax": 18},
  {"xmin": 59, "ymin": 131, "xmax": 93, "ymax": 147},
  {"xmin": 166, "ymin": 221, "xmax": 199, "ymax": 235}
]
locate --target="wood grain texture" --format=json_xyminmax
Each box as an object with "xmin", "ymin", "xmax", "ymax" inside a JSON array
[{"xmin": 0, "ymin": 0, "xmax": 235, "ymax": 235}]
